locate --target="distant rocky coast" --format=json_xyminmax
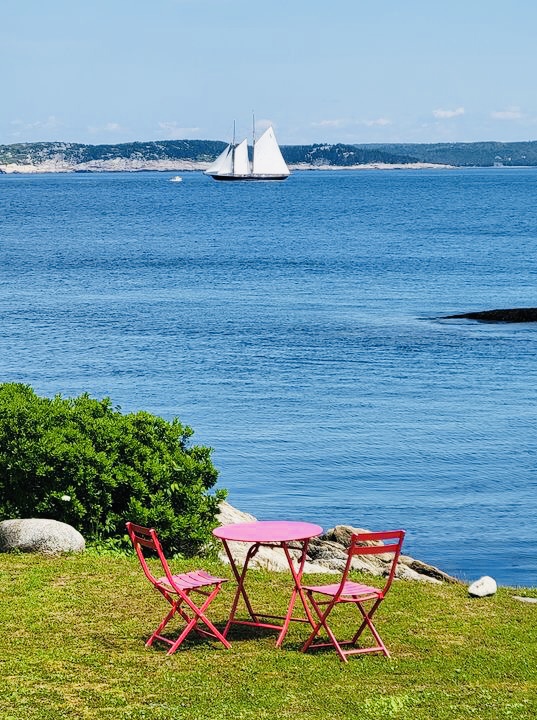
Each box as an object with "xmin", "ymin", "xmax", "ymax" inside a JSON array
[
  {"xmin": 0, "ymin": 158, "xmax": 450, "ymax": 174},
  {"xmin": 6, "ymin": 136, "xmax": 536, "ymax": 173},
  {"xmin": 0, "ymin": 158, "xmax": 208, "ymax": 174}
]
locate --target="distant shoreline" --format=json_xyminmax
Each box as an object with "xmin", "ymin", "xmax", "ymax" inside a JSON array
[
  {"xmin": 3, "ymin": 138, "xmax": 537, "ymax": 173},
  {"xmin": 1, "ymin": 160, "xmax": 455, "ymax": 174},
  {"xmin": 4, "ymin": 161, "xmax": 535, "ymax": 175}
]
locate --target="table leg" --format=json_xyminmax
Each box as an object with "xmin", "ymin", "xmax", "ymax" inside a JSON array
[
  {"xmin": 221, "ymin": 539, "xmax": 260, "ymax": 637},
  {"xmin": 275, "ymin": 538, "xmax": 316, "ymax": 648}
]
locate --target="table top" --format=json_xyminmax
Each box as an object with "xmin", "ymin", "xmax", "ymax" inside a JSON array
[{"xmin": 213, "ymin": 520, "xmax": 323, "ymax": 543}]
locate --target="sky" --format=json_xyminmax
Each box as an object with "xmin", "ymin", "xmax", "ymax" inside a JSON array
[{"xmin": 1, "ymin": 0, "xmax": 537, "ymax": 147}]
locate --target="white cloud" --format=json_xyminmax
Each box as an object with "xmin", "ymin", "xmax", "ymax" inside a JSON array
[
  {"xmin": 157, "ymin": 121, "xmax": 201, "ymax": 139},
  {"xmin": 491, "ymin": 107, "xmax": 523, "ymax": 120},
  {"xmin": 10, "ymin": 115, "xmax": 62, "ymax": 135},
  {"xmin": 254, "ymin": 118, "xmax": 274, "ymax": 134},
  {"xmin": 432, "ymin": 107, "xmax": 465, "ymax": 119},
  {"xmin": 362, "ymin": 117, "xmax": 391, "ymax": 127},
  {"xmin": 312, "ymin": 117, "xmax": 391, "ymax": 129},
  {"xmin": 312, "ymin": 119, "xmax": 347, "ymax": 128},
  {"xmin": 87, "ymin": 122, "xmax": 127, "ymax": 136}
]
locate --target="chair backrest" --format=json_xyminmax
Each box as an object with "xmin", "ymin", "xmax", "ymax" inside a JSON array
[
  {"xmin": 126, "ymin": 521, "xmax": 175, "ymax": 591},
  {"xmin": 339, "ymin": 529, "xmax": 406, "ymax": 598}
]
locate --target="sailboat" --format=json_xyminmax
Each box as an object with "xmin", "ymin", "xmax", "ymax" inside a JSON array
[{"xmin": 205, "ymin": 124, "xmax": 290, "ymax": 181}]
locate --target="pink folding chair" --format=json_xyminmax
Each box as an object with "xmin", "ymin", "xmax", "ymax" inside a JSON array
[
  {"xmin": 126, "ymin": 522, "xmax": 231, "ymax": 654},
  {"xmin": 301, "ymin": 529, "xmax": 405, "ymax": 662}
]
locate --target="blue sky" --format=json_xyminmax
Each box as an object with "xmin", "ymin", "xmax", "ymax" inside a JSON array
[{"xmin": 1, "ymin": 0, "xmax": 536, "ymax": 146}]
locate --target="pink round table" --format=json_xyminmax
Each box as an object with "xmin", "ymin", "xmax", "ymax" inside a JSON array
[{"xmin": 213, "ymin": 520, "xmax": 323, "ymax": 647}]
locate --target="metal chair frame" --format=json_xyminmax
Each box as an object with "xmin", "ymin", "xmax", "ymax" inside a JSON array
[
  {"xmin": 301, "ymin": 529, "xmax": 405, "ymax": 662},
  {"xmin": 126, "ymin": 522, "xmax": 231, "ymax": 654}
]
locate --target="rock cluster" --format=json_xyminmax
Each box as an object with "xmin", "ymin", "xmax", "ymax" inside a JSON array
[{"xmin": 216, "ymin": 501, "xmax": 459, "ymax": 584}]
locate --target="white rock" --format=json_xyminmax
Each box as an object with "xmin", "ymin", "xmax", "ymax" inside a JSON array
[{"xmin": 468, "ymin": 575, "xmax": 497, "ymax": 597}]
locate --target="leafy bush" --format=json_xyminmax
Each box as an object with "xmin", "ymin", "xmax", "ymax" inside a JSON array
[{"xmin": 0, "ymin": 383, "xmax": 226, "ymax": 555}]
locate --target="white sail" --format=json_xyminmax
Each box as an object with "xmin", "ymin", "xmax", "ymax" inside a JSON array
[
  {"xmin": 206, "ymin": 122, "xmax": 290, "ymax": 180},
  {"xmin": 233, "ymin": 139, "xmax": 250, "ymax": 175},
  {"xmin": 252, "ymin": 126, "xmax": 290, "ymax": 176},
  {"xmin": 204, "ymin": 144, "xmax": 232, "ymax": 175}
]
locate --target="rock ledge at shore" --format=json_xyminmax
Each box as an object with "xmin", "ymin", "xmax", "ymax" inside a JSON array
[{"xmin": 216, "ymin": 501, "xmax": 459, "ymax": 584}]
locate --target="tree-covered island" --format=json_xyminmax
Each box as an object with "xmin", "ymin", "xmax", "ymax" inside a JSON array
[{"xmin": 2, "ymin": 138, "xmax": 537, "ymax": 172}]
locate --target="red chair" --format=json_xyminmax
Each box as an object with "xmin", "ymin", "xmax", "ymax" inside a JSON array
[
  {"xmin": 126, "ymin": 522, "xmax": 231, "ymax": 654},
  {"xmin": 301, "ymin": 529, "xmax": 405, "ymax": 662}
]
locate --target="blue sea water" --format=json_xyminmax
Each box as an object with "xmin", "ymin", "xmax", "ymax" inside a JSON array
[{"xmin": 1, "ymin": 167, "xmax": 536, "ymax": 586}]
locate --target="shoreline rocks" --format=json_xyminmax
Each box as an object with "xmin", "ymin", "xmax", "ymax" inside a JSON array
[
  {"xmin": 0, "ymin": 503, "xmax": 460, "ymax": 585},
  {"xmin": 216, "ymin": 501, "xmax": 459, "ymax": 584}
]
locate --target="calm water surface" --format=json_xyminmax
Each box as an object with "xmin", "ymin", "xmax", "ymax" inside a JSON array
[{"xmin": 1, "ymin": 168, "xmax": 536, "ymax": 586}]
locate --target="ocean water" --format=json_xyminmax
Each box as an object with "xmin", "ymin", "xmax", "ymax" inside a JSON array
[{"xmin": 1, "ymin": 167, "xmax": 536, "ymax": 586}]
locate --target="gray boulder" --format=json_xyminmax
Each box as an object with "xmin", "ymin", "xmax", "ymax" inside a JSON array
[
  {"xmin": 0, "ymin": 519, "xmax": 85, "ymax": 554},
  {"xmin": 307, "ymin": 537, "xmax": 349, "ymax": 564},
  {"xmin": 401, "ymin": 556, "xmax": 460, "ymax": 584},
  {"xmin": 216, "ymin": 500, "xmax": 257, "ymax": 526},
  {"xmin": 323, "ymin": 524, "xmax": 380, "ymax": 548}
]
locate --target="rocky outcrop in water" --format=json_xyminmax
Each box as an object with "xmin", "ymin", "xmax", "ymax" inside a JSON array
[{"xmin": 443, "ymin": 308, "xmax": 537, "ymax": 323}]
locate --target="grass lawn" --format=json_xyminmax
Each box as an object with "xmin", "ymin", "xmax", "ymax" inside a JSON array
[{"xmin": 0, "ymin": 552, "xmax": 536, "ymax": 720}]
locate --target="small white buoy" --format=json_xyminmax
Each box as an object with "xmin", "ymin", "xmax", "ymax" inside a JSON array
[{"xmin": 468, "ymin": 575, "xmax": 497, "ymax": 597}]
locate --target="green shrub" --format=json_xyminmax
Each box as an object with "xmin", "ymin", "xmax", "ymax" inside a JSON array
[{"xmin": 0, "ymin": 383, "xmax": 226, "ymax": 555}]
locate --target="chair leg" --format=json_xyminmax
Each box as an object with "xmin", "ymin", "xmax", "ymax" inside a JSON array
[
  {"xmin": 301, "ymin": 595, "xmax": 328, "ymax": 652},
  {"xmin": 182, "ymin": 586, "xmax": 232, "ymax": 650},
  {"xmin": 146, "ymin": 602, "xmax": 179, "ymax": 647},
  {"xmin": 303, "ymin": 595, "xmax": 391, "ymax": 661},
  {"xmin": 172, "ymin": 605, "xmax": 220, "ymax": 642},
  {"xmin": 167, "ymin": 615, "xmax": 200, "ymax": 654},
  {"xmin": 351, "ymin": 599, "xmax": 389, "ymax": 657},
  {"xmin": 165, "ymin": 587, "xmax": 231, "ymax": 654},
  {"xmin": 148, "ymin": 586, "xmax": 231, "ymax": 654},
  {"xmin": 301, "ymin": 595, "xmax": 349, "ymax": 663}
]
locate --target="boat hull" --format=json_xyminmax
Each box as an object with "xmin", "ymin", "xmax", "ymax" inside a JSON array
[{"xmin": 208, "ymin": 173, "xmax": 289, "ymax": 181}]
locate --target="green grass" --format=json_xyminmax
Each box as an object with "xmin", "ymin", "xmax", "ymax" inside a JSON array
[{"xmin": 1, "ymin": 553, "xmax": 536, "ymax": 720}]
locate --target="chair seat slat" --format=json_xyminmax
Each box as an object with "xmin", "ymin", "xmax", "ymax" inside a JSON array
[
  {"xmin": 157, "ymin": 571, "xmax": 227, "ymax": 591},
  {"xmin": 303, "ymin": 581, "xmax": 380, "ymax": 598}
]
